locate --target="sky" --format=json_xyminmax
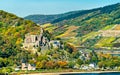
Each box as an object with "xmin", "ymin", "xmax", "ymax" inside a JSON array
[{"xmin": 0, "ymin": 0, "xmax": 120, "ymax": 17}]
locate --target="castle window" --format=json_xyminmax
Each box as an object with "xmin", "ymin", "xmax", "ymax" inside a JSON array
[{"xmin": 35, "ymin": 36, "xmax": 38, "ymax": 41}]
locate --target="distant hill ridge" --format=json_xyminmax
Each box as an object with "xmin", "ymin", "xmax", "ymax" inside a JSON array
[
  {"xmin": 24, "ymin": 3, "xmax": 120, "ymax": 25},
  {"xmin": 24, "ymin": 10, "xmax": 82, "ymax": 24}
]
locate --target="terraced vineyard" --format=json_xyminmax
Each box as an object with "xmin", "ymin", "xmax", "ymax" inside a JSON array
[
  {"xmin": 80, "ymin": 31, "xmax": 99, "ymax": 43},
  {"xmin": 113, "ymin": 25, "xmax": 120, "ymax": 30},
  {"xmin": 56, "ymin": 26, "xmax": 79, "ymax": 38},
  {"xmin": 95, "ymin": 37, "xmax": 116, "ymax": 48},
  {"xmin": 25, "ymin": 3, "xmax": 120, "ymax": 49},
  {"xmin": 42, "ymin": 23, "xmax": 120, "ymax": 48},
  {"xmin": 101, "ymin": 25, "xmax": 115, "ymax": 30}
]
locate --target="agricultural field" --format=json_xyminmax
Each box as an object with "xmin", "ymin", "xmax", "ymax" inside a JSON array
[
  {"xmin": 113, "ymin": 25, "xmax": 120, "ymax": 30},
  {"xmin": 95, "ymin": 37, "xmax": 116, "ymax": 48},
  {"xmin": 56, "ymin": 26, "xmax": 79, "ymax": 38},
  {"xmin": 42, "ymin": 23, "xmax": 58, "ymax": 33},
  {"xmin": 81, "ymin": 31, "xmax": 99, "ymax": 43},
  {"xmin": 101, "ymin": 25, "xmax": 115, "ymax": 30}
]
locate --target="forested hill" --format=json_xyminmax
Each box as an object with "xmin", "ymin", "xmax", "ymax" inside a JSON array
[
  {"xmin": 24, "ymin": 10, "xmax": 81, "ymax": 24},
  {"xmin": 0, "ymin": 10, "xmax": 38, "ymax": 26},
  {"xmin": 24, "ymin": 3, "xmax": 120, "ymax": 25},
  {"xmin": 0, "ymin": 10, "xmax": 42, "ymax": 59},
  {"xmin": 54, "ymin": 3, "xmax": 120, "ymax": 25},
  {"xmin": 55, "ymin": 3, "xmax": 120, "ymax": 36}
]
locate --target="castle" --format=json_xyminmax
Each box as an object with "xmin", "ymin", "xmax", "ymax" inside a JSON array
[
  {"xmin": 22, "ymin": 28, "xmax": 50, "ymax": 52},
  {"xmin": 22, "ymin": 28, "xmax": 61, "ymax": 53}
]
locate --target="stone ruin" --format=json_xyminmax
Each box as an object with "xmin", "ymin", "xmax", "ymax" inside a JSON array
[{"xmin": 22, "ymin": 28, "xmax": 50, "ymax": 52}]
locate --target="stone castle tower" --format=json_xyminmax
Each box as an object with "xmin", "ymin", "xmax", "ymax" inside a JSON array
[{"xmin": 22, "ymin": 28, "xmax": 50, "ymax": 52}]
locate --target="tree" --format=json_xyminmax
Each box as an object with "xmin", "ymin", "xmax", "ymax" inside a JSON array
[
  {"xmin": 98, "ymin": 61, "xmax": 106, "ymax": 68},
  {"xmin": 0, "ymin": 36, "xmax": 4, "ymax": 45},
  {"xmin": 45, "ymin": 61, "xmax": 56, "ymax": 69},
  {"xmin": 0, "ymin": 58, "xmax": 13, "ymax": 67},
  {"xmin": 68, "ymin": 61, "xmax": 75, "ymax": 68},
  {"xmin": 36, "ymin": 55, "xmax": 48, "ymax": 61},
  {"xmin": 37, "ymin": 46, "xmax": 41, "ymax": 52},
  {"xmin": 91, "ymin": 56, "xmax": 98, "ymax": 63},
  {"xmin": 57, "ymin": 61, "xmax": 68, "ymax": 68},
  {"xmin": 76, "ymin": 59, "xmax": 83, "ymax": 66},
  {"xmin": 36, "ymin": 62, "xmax": 43, "ymax": 69},
  {"xmin": 36, "ymin": 60, "xmax": 47, "ymax": 69},
  {"xmin": 71, "ymin": 52, "xmax": 80, "ymax": 59},
  {"xmin": 64, "ymin": 43, "xmax": 76, "ymax": 54}
]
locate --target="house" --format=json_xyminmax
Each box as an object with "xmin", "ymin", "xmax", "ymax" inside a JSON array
[
  {"xmin": 28, "ymin": 64, "xmax": 36, "ymax": 70},
  {"xmin": 80, "ymin": 65, "xmax": 89, "ymax": 70},
  {"xmin": 73, "ymin": 64, "xmax": 80, "ymax": 69},
  {"xmin": 49, "ymin": 40, "xmax": 61, "ymax": 48},
  {"xmin": 79, "ymin": 51, "xmax": 90, "ymax": 61},
  {"xmin": 21, "ymin": 63, "xmax": 28, "ymax": 70},
  {"xmin": 89, "ymin": 63, "xmax": 96, "ymax": 69},
  {"xmin": 15, "ymin": 66, "xmax": 21, "ymax": 71},
  {"xmin": 15, "ymin": 63, "xmax": 36, "ymax": 71},
  {"xmin": 80, "ymin": 64, "xmax": 96, "ymax": 70}
]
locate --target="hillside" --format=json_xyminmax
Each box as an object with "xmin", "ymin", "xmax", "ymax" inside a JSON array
[
  {"xmin": 40, "ymin": 3, "xmax": 120, "ymax": 49},
  {"xmin": 25, "ymin": 3, "xmax": 120, "ymax": 25},
  {"xmin": 56, "ymin": 3, "xmax": 120, "ymax": 35},
  {"xmin": 0, "ymin": 10, "xmax": 43, "ymax": 68},
  {"xmin": 24, "ymin": 14, "xmax": 59, "ymax": 24},
  {"xmin": 1, "ymin": 2, "xmax": 120, "ymax": 73},
  {"xmin": 24, "ymin": 11, "xmax": 83, "ymax": 24},
  {"xmin": 25, "ymin": 3, "xmax": 120, "ymax": 35}
]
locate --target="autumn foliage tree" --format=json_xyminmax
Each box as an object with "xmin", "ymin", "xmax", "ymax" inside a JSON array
[
  {"xmin": 45, "ymin": 61, "xmax": 57, "ymax": 69},
  {"xmin": 57, "ymin": 61, "xmax": 68, "ymax": 68},
  {"xmin": 64, "ymin": 43, "xmax": 77, "ymax": 54}
]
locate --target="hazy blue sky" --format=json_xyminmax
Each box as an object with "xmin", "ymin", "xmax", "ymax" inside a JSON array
[{"xmin": 0, "ymin": 0, "xmax": 120, "ymax": 17}]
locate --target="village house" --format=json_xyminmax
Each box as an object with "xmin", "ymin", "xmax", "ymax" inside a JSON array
[
  {"xmin": 49, "ymin": 40, "xmax": 61, "ymax": 48},
  {"xmin": 79, "ymin": 51, "xmax": 90, "ymax": 61},
  {"xmin": 21, "ymin": 63, "xmax": 36, "ymax": 70},
  {"xmin": 15, "ymin": 62, "xmax": 36, "ymax": 71}
]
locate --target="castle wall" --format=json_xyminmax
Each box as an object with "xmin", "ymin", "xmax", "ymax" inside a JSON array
[{"xmin": 23, "ymin": 30, "xmax": 50, "ymax": 52}]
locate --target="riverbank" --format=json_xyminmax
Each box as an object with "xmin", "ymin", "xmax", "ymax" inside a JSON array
[{"xmin": 20, "ymin": 71, "xmax": 120, "ymax": 75}]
